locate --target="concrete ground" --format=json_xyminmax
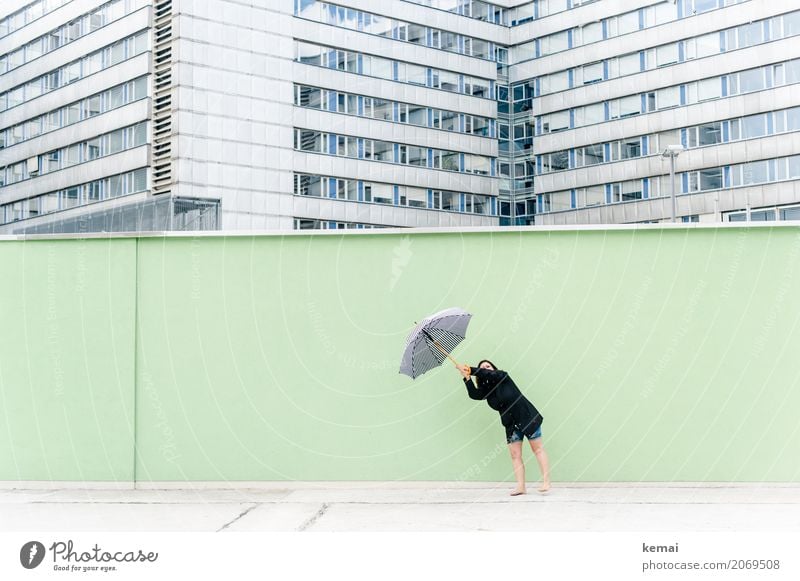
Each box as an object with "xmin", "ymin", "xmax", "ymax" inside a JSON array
[{"xmin": 1, "ymin": 482, "xmax": 799, "ymax": 532}]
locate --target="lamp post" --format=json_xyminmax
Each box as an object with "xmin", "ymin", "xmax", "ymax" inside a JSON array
[{"xmin": 661, "ymin": 144, "xmax": 684, "ymax": 223}]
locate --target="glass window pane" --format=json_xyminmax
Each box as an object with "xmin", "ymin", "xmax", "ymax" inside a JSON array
[
  {"xmin": 132, "ymin": 76, "xmax": 147, "ymax": 99},
  {"xmin": 738, "ymin": 68, "xmax": 764, "ymax": 93},
  {"xmin": 785, "ymin": 12, "xmax": 800, "ymax": 37},
  {"xmin": 697, "ymin": 77, "xmax": 721, "ymax": 101},
  {"xmin": 407, "ymin": 23, "xmax": 425, "ymax": 45},
  {"xmin": 441, "ymin": 31, "xmax": 458, "ymax": 52},
  {"xmin": 741, "ymin": 160, "xmax": 768, "ymax": 185},
  {"xmin": 108, "ymin": 175, "xmax": 124, "ymax": 197},
  {"xmin": 542, "ymin": 70, "xmax": 569, "ymax": 93},
  {"xmin": 693, "ymin": 0, "xmax": 717, "ymax": 14},
  {"xmin": 579, "ymin": 144, "xmax": 603, "ymax": 166},
  {"xmin": 514, "ymin": 41, "xmax": 535, "ymax": 62},
  {"xmin": 86, "ymin": 137, "xmax": 101, "ymax": 159},
  {"xmin": 405, "ymin": 187, "xmax": 426, "ymax": 208},
  {"xmin": 439, "ymin": 70, "xmax": 459, "ymax": 93},
  {"xmin": 576, "ymin": 103, "xmax": 605, "ymax": 126},
  {"xmin": 27, "ymin": 117, "xmax": 42, "ymax": 138},
  {"xmin": 468, "ymin": 77, "xmax": 489, "ymax": 98},
  {"xmin": 10, "ymin": 124, "xmax": 24, "ymax": 144},
  {"xmin": 407, "ymin": 146, "xmax": 426, "ymax": 166},
  {"xmin": 696, "ymin": 122, "xmax": 722, "ymax": 146},
  {"xmin": 695, "ymin": 33, "xmax": 719, "ymax": 58},
  {"xmin": 582, "ymin": 62, "xmax": 603, "ymax": 84},
  {"xmin": 620, "ymin": 138, "xmax": 641, "ymax": 159},
  {"xmin": 66, "ymin": 60, "xmax": 80, "ymax": 84},
  {"xmin": 85, "ymin": 94, "xmax": 102, "ymax": 117},
  {"xmin": 62, "ymin": 186, "xmax": 81, "ymax": 208},
  {"xmin": 64, "ymin": 144, "xmax": 80, "ymax": 166},
  {"xmin": 741, "ymin": 113, "xmax": 767, "ymax": 138},
  {"xmin": 788, "ymin": 155, "xmax": 800, "ymax": 178},
  {"xmin": 655, "ymin": 43, "xmax": 679, "ymax": 67},
  {"xmin": 699, "ymin": 168, "xmax": 722, "ymax": 190},
  {"xmin": 363, "ymin": 14, "xmax": 390, "ymax": 35},
  {"xmin": 657, "ymin": 86, "xmax": 680, "ymax": 109},
  {"xmin": 544, "ymin": 151, "xmax": 569, "ymax": 172},
  {"xmin": 408, "ymin": 106, "xmax": 427, "ymax": 127},
  {"xmin": 472, "ymin": 39, "xmax": 490, "ymax": 59},
  {"xmin": 620, "ymin": 180, "xmax": 642, "ymax": 200},
  {"xmin": 296, "ymin": 42, "xmax": 321, "ymax": 66},
  {"xmin": 132, "ymin": 122, "xmax": 146, "ymax": 146},
  {"xmin": 750, "ymin": 210, "xmax": 775, "ymax": 222},
  {"xmin": 616, "ymin": 11, "xmax": 640, "ymax": 36},
  {"xmin": 780, "ymin": 206, "xmax": 800, "ymax": 220},
  {"xmin": 738, "ymin": 22, "xmax": 764, "ymax": 47},
  {"xmin": 580, "ymin": 22, "xmax": 602, "ymax": 45},
  {"xmin": 541, "ymin": 30, "xmax": 568, "ymax": 55},
  {"xmin": 64, "ymin": 103, "xmax": 80, "ymax": 124},
  {"xmin": 84, "ymin": 52, "xmax": 102, "ymax": 75},
  {"xmin": 787, "ymin": 107, "xmax": 800, "ymax": 131},
  {"xmin": 543, "ymin": 110, "xmax": 570, "ymax": 132},
  {"xmin": 613, "ymin": 95, "xmax": 640, "ymax": 118},
  {"xmin": 108, "ymin": 129, "xmax": 124, "ymax": 153},
  {"xmin": 297, "ymin": 86, "xmax": 321, "ymax": 108},
  {"xmin": 109, "ymin": 40, "xmax": 125, "ymax": 65},
  {"xmin": 653, "ymin": 2, "xmax": 676, "ymax": 24},
  {"xmin": 580, "ymin": 185, "xmax": 605, "ymax": 207},
  {"xmin": 785, "ymin": 60, "xmax": 800, "ymax": 84},
  {"xmin": 407, "ymin": 63, "xmax": 426, "ymax": 86},
  {"xmin": 373, "ymin": 140, "xmax": 392, "ymax": 162},
  {"xmin": 617, "ymin": 52, "xmax": 640, "ymax": 76},
  {"xmin": 372, "ymin": 99, "xmax": 392, "ymax": 121}
]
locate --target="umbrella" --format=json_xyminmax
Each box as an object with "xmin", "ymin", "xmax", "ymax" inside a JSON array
[{"xmin": 399, "ymin": 307, "xmax": 472, "ymax": 379}]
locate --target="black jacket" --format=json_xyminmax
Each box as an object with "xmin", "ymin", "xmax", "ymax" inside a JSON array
[{"xmin": 464, "ymin": 367, "xmax": 543, "ymax": 433}]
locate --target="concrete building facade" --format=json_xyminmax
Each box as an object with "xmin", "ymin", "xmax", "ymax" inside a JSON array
[
  {"xmin": 1, "ymin": 0, "xmax": 798, "ymax": 232},
  {"xmin": 520, "ymin": 0, "xmax": 800, "ymax": 225}
]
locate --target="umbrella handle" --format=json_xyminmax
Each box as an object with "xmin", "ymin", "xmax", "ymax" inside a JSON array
[{"xmin": 429, "ymin": 337, "xmax": 461, "ymax": 368}]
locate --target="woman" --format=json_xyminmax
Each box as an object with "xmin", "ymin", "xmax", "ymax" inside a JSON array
[{"xmin": 460, "ymin": 360, "xmax": 550, "ymax": 495}]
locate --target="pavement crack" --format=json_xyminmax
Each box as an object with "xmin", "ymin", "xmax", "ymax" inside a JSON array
[
  {"xmin": 216, "ymin": 503, "xmax": 259, "ymax": 532},
  {"xmin": 297, "ymin": 502, "xmax": 330, "ymax": 531}
]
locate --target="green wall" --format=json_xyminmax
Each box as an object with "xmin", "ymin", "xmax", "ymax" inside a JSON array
[
  {"xmin": 2, "ymin": 227, "xmax": 799, "ymax": 483},
  {"xmin": 0, "ymin": 239, "xmax": 136, "ymax": 481}
]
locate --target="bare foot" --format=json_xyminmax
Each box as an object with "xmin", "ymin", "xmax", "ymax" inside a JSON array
[
  {"xmin": 537, "ymin": 483, "xmax": 551, "ymax": 493},
  {"xmin": 510, "ymin": 489, "xmax": 526, "ymax": 496}
]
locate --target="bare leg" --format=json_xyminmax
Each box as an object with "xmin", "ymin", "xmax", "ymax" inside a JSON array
[
  {"xmin": 508, "ymin": 441, "xmax": 525, "ymax": 495},
  {"xmin": 529, "ymin": 437, "xmax": 550, "ymax": 492}
]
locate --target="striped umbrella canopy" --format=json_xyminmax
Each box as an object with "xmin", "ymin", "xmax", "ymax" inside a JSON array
[{"xmin": 399, "ymin": 307, "xmax": 473, "ymax": 379}]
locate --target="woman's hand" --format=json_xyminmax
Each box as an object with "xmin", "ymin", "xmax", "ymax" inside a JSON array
[{"xmin": 458, "ymin": 364, "xmax": 471, "ymax": 379}]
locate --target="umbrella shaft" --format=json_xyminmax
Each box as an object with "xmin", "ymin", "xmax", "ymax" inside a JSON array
[{"xmin": 431, "ymin": 338, "xmax": 459, "ymax": 366}]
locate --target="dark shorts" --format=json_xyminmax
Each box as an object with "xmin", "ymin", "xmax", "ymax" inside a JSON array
[{"xmin": 506, "ymin": 423, "xmax": 542, "ymax": 444}]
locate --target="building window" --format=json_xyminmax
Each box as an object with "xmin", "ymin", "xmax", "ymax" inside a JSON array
[
  {"xmin": 731, "ymin": 161, "xmax": 769, "ymax": 187},
  {"xmin": 541, "ymin": 70, "xmax": 569, "ymax": 93},
  {"xmin": 687, "ymin": 168, "xmax": 723, "ymax": 192},
  {"xmin": 542, "ymin": 151, "xmax": 569, "ymax": 173},
  {"xmin": 608, "ymin": 52, "xmax": 641, "ymax": 78},
  {"xmin": 610, "ymin": 95, "xmax": 640, "ymax": 119},
  {"xmin": 581, "ymin": 62, "xmax": 603, "ymax": 84},
  {"xmin": 612, "ymin": 180, "xmax": 643, "ymax": 202},
  {"xmin": 541, "ymin": 110, "xmax": 570, "ymax": 133},
  {"xmin": 577, "ymin": 186, "xmax": 605, "ymax": 208},
  {"xmin": 574, "ymin": 103, "xmax": 605, "ymax": 127},
  {"xmin": 610, "ymin": 138, "xmax": 641, "ymax": 160},
  {"xmin": 542, "ymin": 191, "xmax": 571, "ymax": 212},
  {"xmin": 687, "ymin": 122, "xmax": 722, "ymax": 147},
  {"xmin": 577, "ymin": 144, "xmax": 604, "ymax": 167}
]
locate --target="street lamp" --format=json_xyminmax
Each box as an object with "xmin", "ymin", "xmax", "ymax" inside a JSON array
[{"xmin": 661, "ymin": 144, "xmax": 685, "ymax": 223}]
